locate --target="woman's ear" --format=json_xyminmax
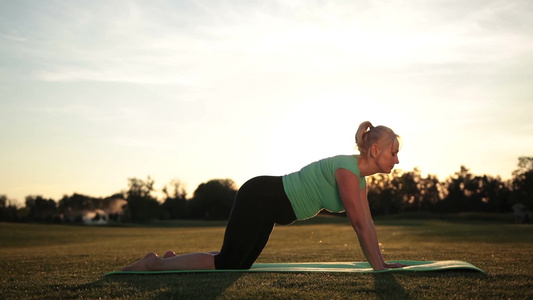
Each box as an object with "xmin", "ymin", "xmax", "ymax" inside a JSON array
[{"xmin": 370, "ymin": 143, "xmax": 380, "ymax": 158}]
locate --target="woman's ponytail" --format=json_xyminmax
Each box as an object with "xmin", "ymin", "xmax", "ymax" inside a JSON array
[{"xmin": 355, "ymin": 121, "xmax": 373, "ymax": 157}]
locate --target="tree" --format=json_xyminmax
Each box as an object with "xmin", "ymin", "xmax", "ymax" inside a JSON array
[
  {"xmin": 190, "ymin": 179, "xmax": 237, "ymax": 220},
  {"xmin": 438, "ymin": 166, "xmax": 513, "ymax": 213},
  {"xmin": 0, "ymin": 195, "xmax": 19, "ymax": 222},
  {"xmin": 367, "ymin": 170, "xmax": 402, "ymax": 215},
  {"xmin": 25, "ymin": 195, "xmax": 57, "ymax": 222},
  {"xmin": 418, "ymin": 174, "xmax": 442, "ymax": 212},
  {"xmin": 512, "ymin": 157, "xmax": 533, "ymax": 208},
  {"xmin": 125, "ymin": 176, "xmax": 160, "ymax": 221},
  {"xmin": 438, "ymin": 166, "xmax": 467, "ymax": 212},
  {"xmin": 160, "ymin": 180, "xmax": 189, "ymax": 219},
  {"xmin": 477, "ymin": 175, "xmax": 511, "ymax": 213},
  {"xmin": 398, "ymin": 169, "xmax": 420, "ymax": 212},
  {"xmin": 58, "ymin": 193, "xmax": 98, "ymax": 212},
  {"xmin": 58, "ymin": 193, "xmax": 96, "ymax": 223}
]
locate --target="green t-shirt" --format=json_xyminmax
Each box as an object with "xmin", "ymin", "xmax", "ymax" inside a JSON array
[{"xmin": 282, "ymin": 155, "xmax": 366, "ymax": 220}]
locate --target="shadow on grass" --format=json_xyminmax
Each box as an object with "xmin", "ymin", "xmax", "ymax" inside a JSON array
[
  {"xmin": 54, "ymin": 269, "xmax": 487, "ymax": 299},
  {"xmin": 59, "ymin": 273, "xmax": 243, "ymax": 299},
  {"xmin": 373, "ymin": 273, "xmax": 412, "ymax": 300},
  {"xmin": 372, "ymin": 270, "xmax": 487, "ymax": 300}
]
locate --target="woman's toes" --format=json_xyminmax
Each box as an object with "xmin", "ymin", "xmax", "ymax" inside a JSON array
[{"xmin": 163, "ymin": 250, "xmax": 177, "ymax": 258}]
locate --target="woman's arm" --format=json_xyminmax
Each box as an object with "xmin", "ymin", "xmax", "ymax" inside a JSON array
[{"xmin": 335, "ymin": 168, "xmax": 404, "ymax": 270}]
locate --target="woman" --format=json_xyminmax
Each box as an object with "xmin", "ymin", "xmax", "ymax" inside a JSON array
[{"xmin": 122, "ymin": 121, "xmax": 405, "ymax": 271}]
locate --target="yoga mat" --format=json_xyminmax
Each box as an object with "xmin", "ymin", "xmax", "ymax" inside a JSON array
[{"xmin": 104, "ymin": 260, "xmax": 484, "ymax": 276}]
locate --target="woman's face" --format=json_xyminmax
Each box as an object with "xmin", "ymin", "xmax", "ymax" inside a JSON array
[{"xmin": 376, "ymin": 138, "xmax": 400, "ymax": 173}]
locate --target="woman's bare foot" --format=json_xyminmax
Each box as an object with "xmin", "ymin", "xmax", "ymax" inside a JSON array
[
  {"xmin": 121, "ymin": 252, "xmax": 160, "ymax": 271},
  {"xmin": 163, "ymin": 250, "xmax": 177, "ymax": 258}
]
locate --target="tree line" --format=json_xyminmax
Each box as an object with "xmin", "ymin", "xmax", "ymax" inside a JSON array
[
  {"xmin": 0, "ymin": 177, "xmax": 238, "ymax": 223},
  {"xmin": 1, "ymin": 157, "xmax": 531, "ymax": 224}
]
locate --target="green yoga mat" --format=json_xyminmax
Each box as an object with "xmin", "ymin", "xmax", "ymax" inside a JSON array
[{"xmin": 104, "ymin": 260, "xmax": 484, "ymax": 276}]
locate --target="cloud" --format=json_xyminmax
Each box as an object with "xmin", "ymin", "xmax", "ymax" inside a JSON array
[
  {"xmin": 5, "ymin": 0, "xmax": 529, "ymax": 90},
  {"xmin": 0, "ymin": 32, "xmax": 27, "ymax": 42}
]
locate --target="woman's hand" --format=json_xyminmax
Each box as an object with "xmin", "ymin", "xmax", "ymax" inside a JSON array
[{"xmin": 383, "ymin": 262, "xmax": 407, "ymax": 269}]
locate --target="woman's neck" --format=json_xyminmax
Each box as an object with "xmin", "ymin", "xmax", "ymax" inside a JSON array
[{"xmin": 357, "ymin": 155, "xmax": 379, "ymax": 177}]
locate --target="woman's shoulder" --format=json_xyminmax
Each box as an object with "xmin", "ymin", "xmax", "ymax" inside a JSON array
[
  {"xmin": 329, "ymin": 155, "xmax": 363, "ymax": 177},
  {"xmin": 330, "ymin": 155, "xmax": 366, "ymax": 188},
  {"xmin": 329, "ymin": 154, "xmax": 358, "ymax": 166}
]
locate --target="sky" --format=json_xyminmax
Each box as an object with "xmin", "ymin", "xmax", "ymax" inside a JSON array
[{"xmin": 1, "ymin": 0, "xmax": 532, "ymax": 206}]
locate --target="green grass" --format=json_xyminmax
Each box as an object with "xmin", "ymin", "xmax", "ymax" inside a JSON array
[{"xmin": 1, "ymin": 217, "xmax": 532, "ymax": 299}]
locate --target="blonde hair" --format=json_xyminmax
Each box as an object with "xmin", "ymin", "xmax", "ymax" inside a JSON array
[{"xmin": 355, "ymin": 121, "xmax": 400, "ymax": 158}]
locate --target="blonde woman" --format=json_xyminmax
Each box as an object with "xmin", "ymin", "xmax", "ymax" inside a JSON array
[{"xmin": 122, "ymin": 121, "xmax": 405, "ymax": 271}]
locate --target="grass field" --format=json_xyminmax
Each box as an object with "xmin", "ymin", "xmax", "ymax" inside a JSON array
[{"xmin": 1, "ymin": 216, "xmax": 532, "ymax": 299}]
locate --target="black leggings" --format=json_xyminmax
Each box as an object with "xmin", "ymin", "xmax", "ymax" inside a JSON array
[{"xmin": 214, "ymin": 176, "xmax": 297, "ymax": 269}]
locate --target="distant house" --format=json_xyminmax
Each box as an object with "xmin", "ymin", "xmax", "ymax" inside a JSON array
[{"xmin": 82, "ymin": 209, "xmax": 108, "ymax": 225}]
